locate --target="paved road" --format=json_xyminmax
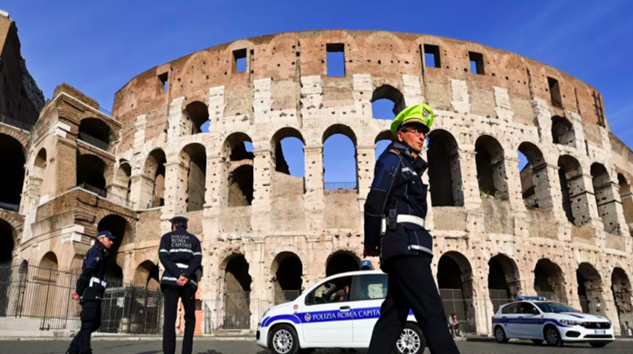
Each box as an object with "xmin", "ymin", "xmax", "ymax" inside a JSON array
[{"xmin": 0, "ymin": 339, "xmax": 630, "ymax": 354}]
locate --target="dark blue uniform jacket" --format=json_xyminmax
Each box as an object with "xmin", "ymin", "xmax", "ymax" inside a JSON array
[
  {"xmin": 364, "ymin": 142, "xmax": 432, "ymax": 266},
  {"xmin": 159, "ymin": 229, "xmax": 202, "ymax": 291},
  {"xmin": 76, "ymin": 241, "xmax": 109, "ymax": 303}
]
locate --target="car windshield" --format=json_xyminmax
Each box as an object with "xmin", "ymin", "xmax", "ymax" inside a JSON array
[{"xmin": 535, "ymin": 302, "xmax": 580, "ymax": 313}]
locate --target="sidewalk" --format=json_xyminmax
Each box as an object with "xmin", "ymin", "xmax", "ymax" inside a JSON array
[{"xmin": 0, "ymin": 331, "xmax": 255, "ymax": 341}]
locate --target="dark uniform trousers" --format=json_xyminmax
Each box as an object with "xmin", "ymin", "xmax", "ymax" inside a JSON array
[
  {"xmin": 69, "ymin": 301, "xmax": 101, "ymax": 354},
  {"xmin": 163, "ymin": 284, "xmax": 196, "ymax": 354},
  {"xmin": 367, "ymin": 254, "xmax": 460, "ymax": 354}
]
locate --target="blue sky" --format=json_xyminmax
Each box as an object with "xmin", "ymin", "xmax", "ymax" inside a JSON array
[{"xmin": 3, "ymin": 0, "xmax": 632, "ymax": 183}]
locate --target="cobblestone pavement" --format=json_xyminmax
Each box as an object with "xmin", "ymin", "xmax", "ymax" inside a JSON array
[{"xmin": 0, "ymin": 339, "xmax": 631, "ymax": 354}]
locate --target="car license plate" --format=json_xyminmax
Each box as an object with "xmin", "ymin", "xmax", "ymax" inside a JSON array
[{"xmin": 594, "ymin": 330, "xmax": 606, "ymax": 334}]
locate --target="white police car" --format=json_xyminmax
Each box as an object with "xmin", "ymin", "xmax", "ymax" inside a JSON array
[
  {"xmin": 492, "ymin": 296, "xmax": 614, "ymax": 347},
  {"xmin": 256, "ymin": 269, "xmax": 425, "ymax": 354}
]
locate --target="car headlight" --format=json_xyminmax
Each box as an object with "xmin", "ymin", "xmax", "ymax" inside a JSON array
[{"xmin": 560, "ymin": 319, "xmax": 581, "ymax": 326}]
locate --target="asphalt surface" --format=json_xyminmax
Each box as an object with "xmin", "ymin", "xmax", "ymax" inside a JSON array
[{"xmin": 0, "ymin": 339, "xmax": 630, "ymax": 354}]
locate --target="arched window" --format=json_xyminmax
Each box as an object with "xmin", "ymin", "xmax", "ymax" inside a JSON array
[
  {"xmin": 114, "ymin": 161, "xmax": 132, "ymax": 202},
  {"xmin": 223, "ymin": 254, "xmax": 252, "ymax": 329},
  {"xmin": 437, "ymin": 251, "xmax": 476, "ymax": 333},
  {"xmin": 533, "ymin": 259, "xmax": 566, "ymax": 302},
  {"xmin": 271, "ymin": 128, "xmax": 305, "ymax": 195},
  {"xmin": 98, "ymin": 215, "xmax": 134, "ymax": 284},
  {"xmin": 591, "ymin": 163, "xmax": 620, "ymax": 234},
  {"xmin": 0, "ymin": 219, "xmax": 15, "ymax": 264},
  {"xmin": 78, "ymin": 118, "xmax": 111, "ymax": 150},
  {"xmin": 576, "ymin": 263, "xmax": 604, "ymax": 315},
  {"xmin": 224, "ymin": 133, "xmax": 254, "ymax": 207},
  {"xmin": 0, "ymin": 134, "xmax": 25, "ymax": 211},
  {"xmin": 558, "ymin": 155, "xmax": 589, "ymax": 225},
  {"xmin": 323, "ymin": 124, "xmax": 357, "ymax": 191},
  {"xmin": 271, "ymin": 252, "xmax": 303, "ymax": 304},
  {"xmin": 611, "ymin": 267, "xmax": 633, "ymax": 330},
  {"xmin": 374, "ymin": 131, "xmax": 395, "ymax": 160},
  {"xmin": 551, "ymin": 116, "xmax": 575, "ymax": 147},
  {"xmin": 488, "ymin": 254, "xmax": 522, "ymax": 311},
  {"xmin": 76, "ymin": 153, "xmax": 107, "ymax": 196},
  {"xmin": 517, "ymin": 142, "xmax": 551, "ymax": 210},
  {"xmin": 181, "ymin": 143, "xmax": 207, "ymax": 211},
  {"xmin": 371, "ymin": 85, "xmax": 405, "ymax": 119},
  {"xmin": 428, "ymin": 130, "xmax": 464, "ymax": 206},
  {"xmin": 143, "ymin": 149, "xmax": 166, "ymax": 208},
  {"xmin": 617, "ymin": 173, "xmax": 633, "ymax": 228},
  {"xmin": 326, "ymin": 251, "xmax": 360, "ymax": 277},
  {"xmin": 475, "ymin": 136, "xmax": 508, "ymax": 200},
  {"xmin": 184, "ymin": 101, "xmax": 209, "ymax": 134}
]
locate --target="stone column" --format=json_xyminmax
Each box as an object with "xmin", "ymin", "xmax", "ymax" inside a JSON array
[
  {"xmin": 252, "ymin": 148, "xmax": 273, "ymax": 233},
  {"xmin": 163, "ymin": 161, "xmax": 189, "ymax": 217},
  {"xmin": 459, "ymin": 148, "xmax": 482, "ymax": 210},
  {"xmin": 304, "ymin": 145, "xmax": 325, "ymax": 231},
  {"xmin": 356, "ymin": 145, "xmax": 375, "ymax": 211},
  {"xmin": 167, "ymin": 97, "xmax": 186, "ymax": 139},
  {"xmin": 129, "ymin": 175, "xmax": 154, "ymax": 209},
  {"xmin": 504, "ymin": 152, "xmax": 527, "ymax": 214}
]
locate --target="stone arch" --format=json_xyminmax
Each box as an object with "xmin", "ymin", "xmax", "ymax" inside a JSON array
[
  {"xmin": 576, "ymin": 262, "xmax": 605, "ymax": 315},
  {"xmin": 0, "ymin": 218, "xmax": 16, "ymax": 264},
  {"xmin": 114, "ymin": 160, "xmax": 132, "ymax": 202},
  {"xmin": 223, "ymin": 132, "xmax": 253, "ymax": 161},
  {"xmin": 428, "ymin": 129, "xmax": 464, "ymax": 207},
  {"xmin": 558, "ymin": 155, "xmax": 590, "ymax": 226},
  {"xmin": 591, "ymin": 163, "xmax": 620, "ymax": 234},
  {"xmin": 488, "ymin": 253, "xmax": 522, "ymax": 311},
  {"xmin": 618, "ymin": 173, "xmax": 633, "ymax": 227},
  {"xmin": 78, "ymin": 117, "xmax": 112, "ymax": 151},
  {"xmin": 142, "ymin": 149, "xmax": 166, "ymax": 208},
  {"xmin": 517, "ymin": 142, "xmax": 552, "ymax": 210},
  {"xmin": 551, "ymin": 115, "xmax": 576, "ymax": 147},
  {"xmin": 611, "ymin": 267, "xmax": 633, "ymax": 332},
  {"xmin": 371, "ymin": 85, "xmax": 406, "ymax": 119},
  {"xmin": 223, "ymin": 133, "xmax": 254, "ymax": 207},
  {"xmin": 38, "ymin": 251, "xmax": 59, "ymax": 278},
  {"xmin": 325, "ymin": 251, "xmax": 360, "ymax": 277},
  {"xmin": 271, "ymin": 251, "xmax": 303, "ymax": 304},
  {"xmin": 533, "ymin": 259, "xmax": 567, "ymax": 302},
  {"xmin": 271, "ymin": 127, "xmax": 305, "ymax": 177},
  {"xmin": 374, "ymin": 130, "xmax": 395, "ymax": 160},
  {"xmin": 184, "ymin": 101, "xmax": 209, "ymax": 134},
  {"xmin": 134, "ymin": 260, "xmax": 160, "ymax": 290},
  {"xmin": 180, "ymin": 143, "xmax": 207, "ymax": 212},
  {"xmin": 222, "ymin": 253, "xmax": 252, "ymax": 329},
  {"xmin": 323, "ymin": 124, "xmax": 358, "ymax": 190},
  {"xmin": 437, "ymin": 251, "xmax": 476, "ymax": 333},
  {"xmin": 76, "ymin": 153, "xmax": 107, "ymax": 195},
  {"xmin": 475, "ymin": 135, "xmax": 508, "ymax": 200},
  {"xmin": 97, "ymin": 214, "xmax": 134, "ymax": 283},
  {"xmin": 0, "ymin": 133, "xmax": 26, "ymax": 210},
  {"xmin": 33, "ymin": 148, "xmax": 47, "ymax": 176}
]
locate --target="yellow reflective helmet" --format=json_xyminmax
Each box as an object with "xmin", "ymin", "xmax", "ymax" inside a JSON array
[{"xmin": 390, "ymin": 103, "xmax": 435, "ymax": 137}]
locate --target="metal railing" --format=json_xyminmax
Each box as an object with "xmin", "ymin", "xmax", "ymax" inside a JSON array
[
  {"xmin": 0, "ymin": 264, "xmax": 162, "ymax": 333},
  {"xmin": 0, "ymin": 114, "xmax": 34, "ymax": 131},
  {"xmin": 78, "ymin": 131, "xmax": 110, "ymax": 151},
  {"xmin": 76, "ymin": 182, "xmax": 107, "ymax": 198},
  {"xmin": 324, "ymin": 182, "xmax": 358, "ymax": 190},
  {"xmin": 0, "ymin": 201, "xmax": 19, "ymax": 212}
]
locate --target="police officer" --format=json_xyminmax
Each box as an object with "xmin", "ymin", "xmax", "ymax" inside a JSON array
[
  {"xmin": 364, "ymin": 104, "xmax": 460, "ymax": 354},
  {"xmin": 66, "ymin": 230, "xmax": 115, "ymax": 354},
  {"xmin": 159, "ymin": 215, "xmax": 202, "ymax": 354}
]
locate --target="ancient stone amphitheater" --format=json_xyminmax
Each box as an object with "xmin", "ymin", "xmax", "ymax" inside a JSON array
[{"xmin": 2, "ymin": 30, "xmax": 633, "ymax": 335}]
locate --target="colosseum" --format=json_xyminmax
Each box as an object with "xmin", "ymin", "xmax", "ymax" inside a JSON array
[{"xmin": 2, "ymin": 29, "xmax": 633, "ymax": 336}]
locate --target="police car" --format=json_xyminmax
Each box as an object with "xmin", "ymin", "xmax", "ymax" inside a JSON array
[
  {"xmin": 492, "ymin": 296, "xmax": 614, "ymax": 347},
  {"xmin": 256, "ymin": 267, "xmax": 425, "ymax": 354}
]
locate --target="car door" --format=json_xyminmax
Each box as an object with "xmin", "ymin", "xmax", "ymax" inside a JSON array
[
  {"xmin": 351, "ymin": 273, "xmax": 388, "ymax": 345},
  {"xmin": 301, "ymin": 275, "xmax": 354, "ymax": 344},
  {"xmin": 499, "ymin": 303, "xmax": 521, "ymax": 338},
  {"xmin": 516, "ymin": 302, "xmax": 542, "ymax": 338}
]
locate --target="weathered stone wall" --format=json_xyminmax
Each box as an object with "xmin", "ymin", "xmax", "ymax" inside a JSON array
[{"xmin": 9, "ymin": 30, "xmax": 633, "ymax": 336}]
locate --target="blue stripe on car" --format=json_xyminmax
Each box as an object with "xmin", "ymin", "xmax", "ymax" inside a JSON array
[
  {"xmin": 263, "ymin": 306, "xmax": 417, "ymax": 328},
  {"xmin": 492, "ymin": 318, "xmax": 570, "ymax": 328}
]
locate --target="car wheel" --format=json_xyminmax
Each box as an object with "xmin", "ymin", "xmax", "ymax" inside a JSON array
[
  {"xmin": 494, "ymin": 326, "xmax": 509, "ymax": 343},
  {"xmin": 543, "ymin": 326, "xmax": 563, "ymax": 347},
  {"xmin": 532, "ymin": 340, "xmax": 543, "ymax": 345},
  {"xmin": 395, "ymin": 323, "xmax": 426, "ymax": 354},
  {"xmin": 269, "ymin": 324, "xmax": 299, "ymax": 354},
  {"xmin": 589, "ymin": 342, "xmax": 608, "ymax": 348}
]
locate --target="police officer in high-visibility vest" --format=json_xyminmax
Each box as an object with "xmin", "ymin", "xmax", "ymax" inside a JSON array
[
  {"xmin": 66, "ymin": 230, "xmax": 115, "ymax": 354},
  {"xmin": 364, "ymin": 104, "xmax": 460, "ymax": 354},
  {"xmin": 159, "ymin": 215, "xmax": 202, "ymax": 354}
]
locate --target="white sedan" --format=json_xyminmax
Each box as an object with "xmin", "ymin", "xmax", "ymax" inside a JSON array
[
  {"xmin": 492, "ymin": 297, "xmax": 614, "ymax": 347},
  {"xmin": 256, "ymin": 270, "xmax": 426, "ymax": 354}
]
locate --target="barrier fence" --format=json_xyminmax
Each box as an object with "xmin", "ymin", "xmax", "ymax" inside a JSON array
[{"xmin": 2, "ymin": 264, "xmax": 632, "ymax": 336}]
